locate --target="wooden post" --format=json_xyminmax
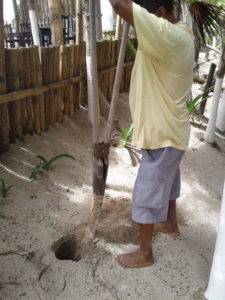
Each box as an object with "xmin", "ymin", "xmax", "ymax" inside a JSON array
[
  {"xmin": 200, "ymin": 63, "xmax": 216, "ymax": 114},
  {"xmin": 76, "ymin": 0, "xmax": 82, "ymax": 45},
  {"xmin": 47, "ymin": 0, "xmax": 64, "ymax": 46},
  {"xmin": 0, "ymin": 0, "xmax": 9, "ymax": 152}
]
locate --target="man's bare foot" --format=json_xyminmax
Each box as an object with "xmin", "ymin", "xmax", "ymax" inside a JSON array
[
  {"xmin": 115, "ymin": 249, "xmax": 154, "ymax": 268},
  {"xmin": 154, "ymin": 221, "xmax": 180, "ymax": 238}
]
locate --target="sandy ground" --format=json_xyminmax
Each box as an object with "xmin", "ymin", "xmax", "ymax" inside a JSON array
[{"xmin": 1, "ymin": 53, "xmax": 225, "ymax": 300}]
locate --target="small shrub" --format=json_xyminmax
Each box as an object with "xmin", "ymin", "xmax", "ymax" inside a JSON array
[{"xmin": 30, "ymin": 153, "xmax": 76, "ymax": 182}]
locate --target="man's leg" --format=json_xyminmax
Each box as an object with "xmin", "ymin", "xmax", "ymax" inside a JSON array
[
  {"xmin": 153, "ymin": 199, "xmax": 180, "ymax": 237},
  {"xmin": 115, "ymin": 223, "xmax": 154, "ymax": 268}
]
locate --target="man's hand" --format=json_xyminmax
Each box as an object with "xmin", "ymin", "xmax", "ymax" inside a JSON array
[{"xmin": 108, "ymin": 0, "xmax": 134, "ymax": 27}]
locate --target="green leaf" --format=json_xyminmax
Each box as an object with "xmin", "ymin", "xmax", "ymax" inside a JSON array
[
  {"xmin": 187, "ymin": 92, "xmax": 212, "ymax": 113},
  {"xmin": 36, "ymin": 155, "xmax": 48, "ymax": 168},
  {"xmin": 29, "ymin": 160, "xmax": 45, "ymax": 182},
  {"xmin": 119, "ymin": 123, "xmax": 134, "ymax": 147},
  {"xmin": 46, "ymin": 154, "xmax": 76, "ymax": 168}
]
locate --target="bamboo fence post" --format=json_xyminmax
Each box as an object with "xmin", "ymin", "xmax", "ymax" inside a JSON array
[
  {"xmin": 35, "ymin": 46, "xmax": 45, "ymax": 130},
  {"xmin": 5, "ymin": 49, "xmax": 23, "ymax": 141},
  {"xmin": 48, "ymin": 47, "xmax": 56, "ymax": 125},
  {"xmin": 68, "ymin": 45, "xmax": 75, "ymax": 117},
  {"xmin": 0, "ymin": 0, "xmax": 9, "ymax": 153},
  {"xmin": 18, "ymin": 48, "xmax": 27, "ymax": 133},
  {"xmin": 41, "ymin": 47, "xmax": 50, "ymax": 130},
  {"xmin": 29, "ymin": 47, "xmax": 41, "ymax": 134},
  {"xmin": 73, "ymin": 44, "xmax": 80, "ymax": 109},
  {"xmin": 54, "ymin": 46, "xmax": 62, "ymax": 121},
  {"xmin": 60, "ymin": 45, "xmax": 69, "ymax": 115},
  {"xmin": 22, "ymin": 48, "xmax": 33, "ymax": 134}
]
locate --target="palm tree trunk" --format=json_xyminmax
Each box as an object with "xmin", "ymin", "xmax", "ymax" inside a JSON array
[
  {"xmin": 12, "ymin": 0, "xmax": 20, "ymax": 33},
  {"xmin": 204, "ymin": 43, "xmax": 225, "ymax": 143},
  {"xmin": 28, "ymin": 0, "xmax": 40, "ymax": 46},
  {"xmin": 47, "ymin": 0, "xmax": 64, "ymax": 45},
  {"xmin": 95, "ymin": 0, "xmax": 102, "ymax": 41},
  {"xmin": 84, "ymin": 0, "xmax": 105, "ymax": 222},
  {"xmin": 76, "ymin": 0, "xmax": 82, "ymax": 45}
]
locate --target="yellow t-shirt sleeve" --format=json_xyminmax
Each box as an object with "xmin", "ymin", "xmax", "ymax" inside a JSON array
[{"xmin": 132, "ymin": 2, "xmax": 179, "ymax": 61}]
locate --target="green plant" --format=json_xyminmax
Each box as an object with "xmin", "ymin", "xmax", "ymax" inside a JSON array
[
  {"xmin": 119, "ymin": 123, "xmax": 134, "ymax": 147},
  {"xmin": 0, "ymin": 179, "xmax": 13, "ymax": 198},
  {"xmin": 127, "ymin": 40, "xmax": 137, "ymax": 60},
  {"xmin": 29, "ymin": 154, "xmax": 76, "ymax": 182},
  {"xmin": 187, "ymin": 91, "xmax": 212, "ymax": 113}
]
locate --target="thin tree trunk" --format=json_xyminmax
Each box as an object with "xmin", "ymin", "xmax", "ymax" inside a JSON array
[
  {"xmin": 204, "ymin": 43, "xmax": 225, "ymax": 143},
  {"xmin": 28, "ymin": 0, "xmax": 40, "ymax": 46},
  {"xmin": 76, "ymin": 0, "xmax": 82, "ymax": 45},
  {"xmin": 12, "ymin": 0, "xmax": 20, "ymax": 33},
  {"xmin": 104, "ymin": 22, "xmax": 130, "ymax": 143},
  {"xmin": 84, "ymin": 0, "xmax": 105, "ymax": 222},
  {"xmin": 47, "ymin": 0, "xmax": 64, "ymax": 45},
  {"xmin": 95, "ymin": 0, "xmax": 102, "ymax": 41}
]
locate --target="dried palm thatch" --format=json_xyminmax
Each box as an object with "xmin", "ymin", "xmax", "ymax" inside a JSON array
[{"xmin": 189, "ymin": 1, "xmax": 225, "ymax": 44}]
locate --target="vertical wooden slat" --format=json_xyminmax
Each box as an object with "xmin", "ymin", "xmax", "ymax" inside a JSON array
[
  {"xmin": 35, "ymin": 46, "xmax": 45, "ymax": 131},
  {"xmin": 22, "ymin": 48, "xmax": 33, "ymax": 134},
  {"xmin": 41, "ymin": 47, "xmax": 50, "ymax": 130},
  {"xmin": 0, "ymin": 0, "xmax": 10, "ymax": 153},
  {"xmin": 29, "ymin": 47, "xmax": 41, "ymax": 134},
  {"xmin": 5, "ymin": 49, "xmax": 23, "ymax": 141}
]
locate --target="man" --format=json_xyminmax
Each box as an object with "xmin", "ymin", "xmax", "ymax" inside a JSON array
[{"xmin": 108, "ymin": 0, "xmax": 195, "ymax": 268}]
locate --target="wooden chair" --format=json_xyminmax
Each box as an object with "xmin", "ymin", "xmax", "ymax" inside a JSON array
[
  {"xmin": 4, "ymin": 24, "xmax": 15, "ymax": 48},
  {"xmin": 20, "ymin": 23, "xmax": 33, "ymax": 47}
]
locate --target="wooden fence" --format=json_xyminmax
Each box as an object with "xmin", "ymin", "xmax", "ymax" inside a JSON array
[{"xmin": 0, "ymin": 39, "xmax": 136, "ymax": 154}]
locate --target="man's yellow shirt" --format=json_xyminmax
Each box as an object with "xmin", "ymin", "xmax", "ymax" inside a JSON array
[{"xmin": 130, "ymin": 3, "xmax": 195, "ymax": 150}]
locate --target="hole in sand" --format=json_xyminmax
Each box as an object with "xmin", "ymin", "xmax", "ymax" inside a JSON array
[
  {"xmin": 53, "ymin": 236, "xmax": 81, "ymax": 262},
  {"xmin": 52, "ymin": 225, "xmax": 94, "ymax": 262}
]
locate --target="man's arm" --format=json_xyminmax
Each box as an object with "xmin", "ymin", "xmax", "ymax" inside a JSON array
[{"xmin": 108, "ymin": 0, "xmax": 134, "ymax": 27}]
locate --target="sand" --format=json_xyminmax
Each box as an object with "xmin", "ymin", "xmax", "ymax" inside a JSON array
[{"xmin": 0, "ymin": 54, "xmax": 225, "ymax": 300}]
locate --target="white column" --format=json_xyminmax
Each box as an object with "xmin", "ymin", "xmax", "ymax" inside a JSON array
[
  {"xmin": 204, "ymin": 77, "xmax": 224, "ymax": 143},
  {"xmin": 205, "ymin": 181, "xmax": 225, "ymax": 300},
  {"xmin": 29, "ymin": 9, "xmax": 41, "ymax": 46},
  {"xmin": 216, "ymin": 90, "xmax": 225, "ymax": 132}
]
